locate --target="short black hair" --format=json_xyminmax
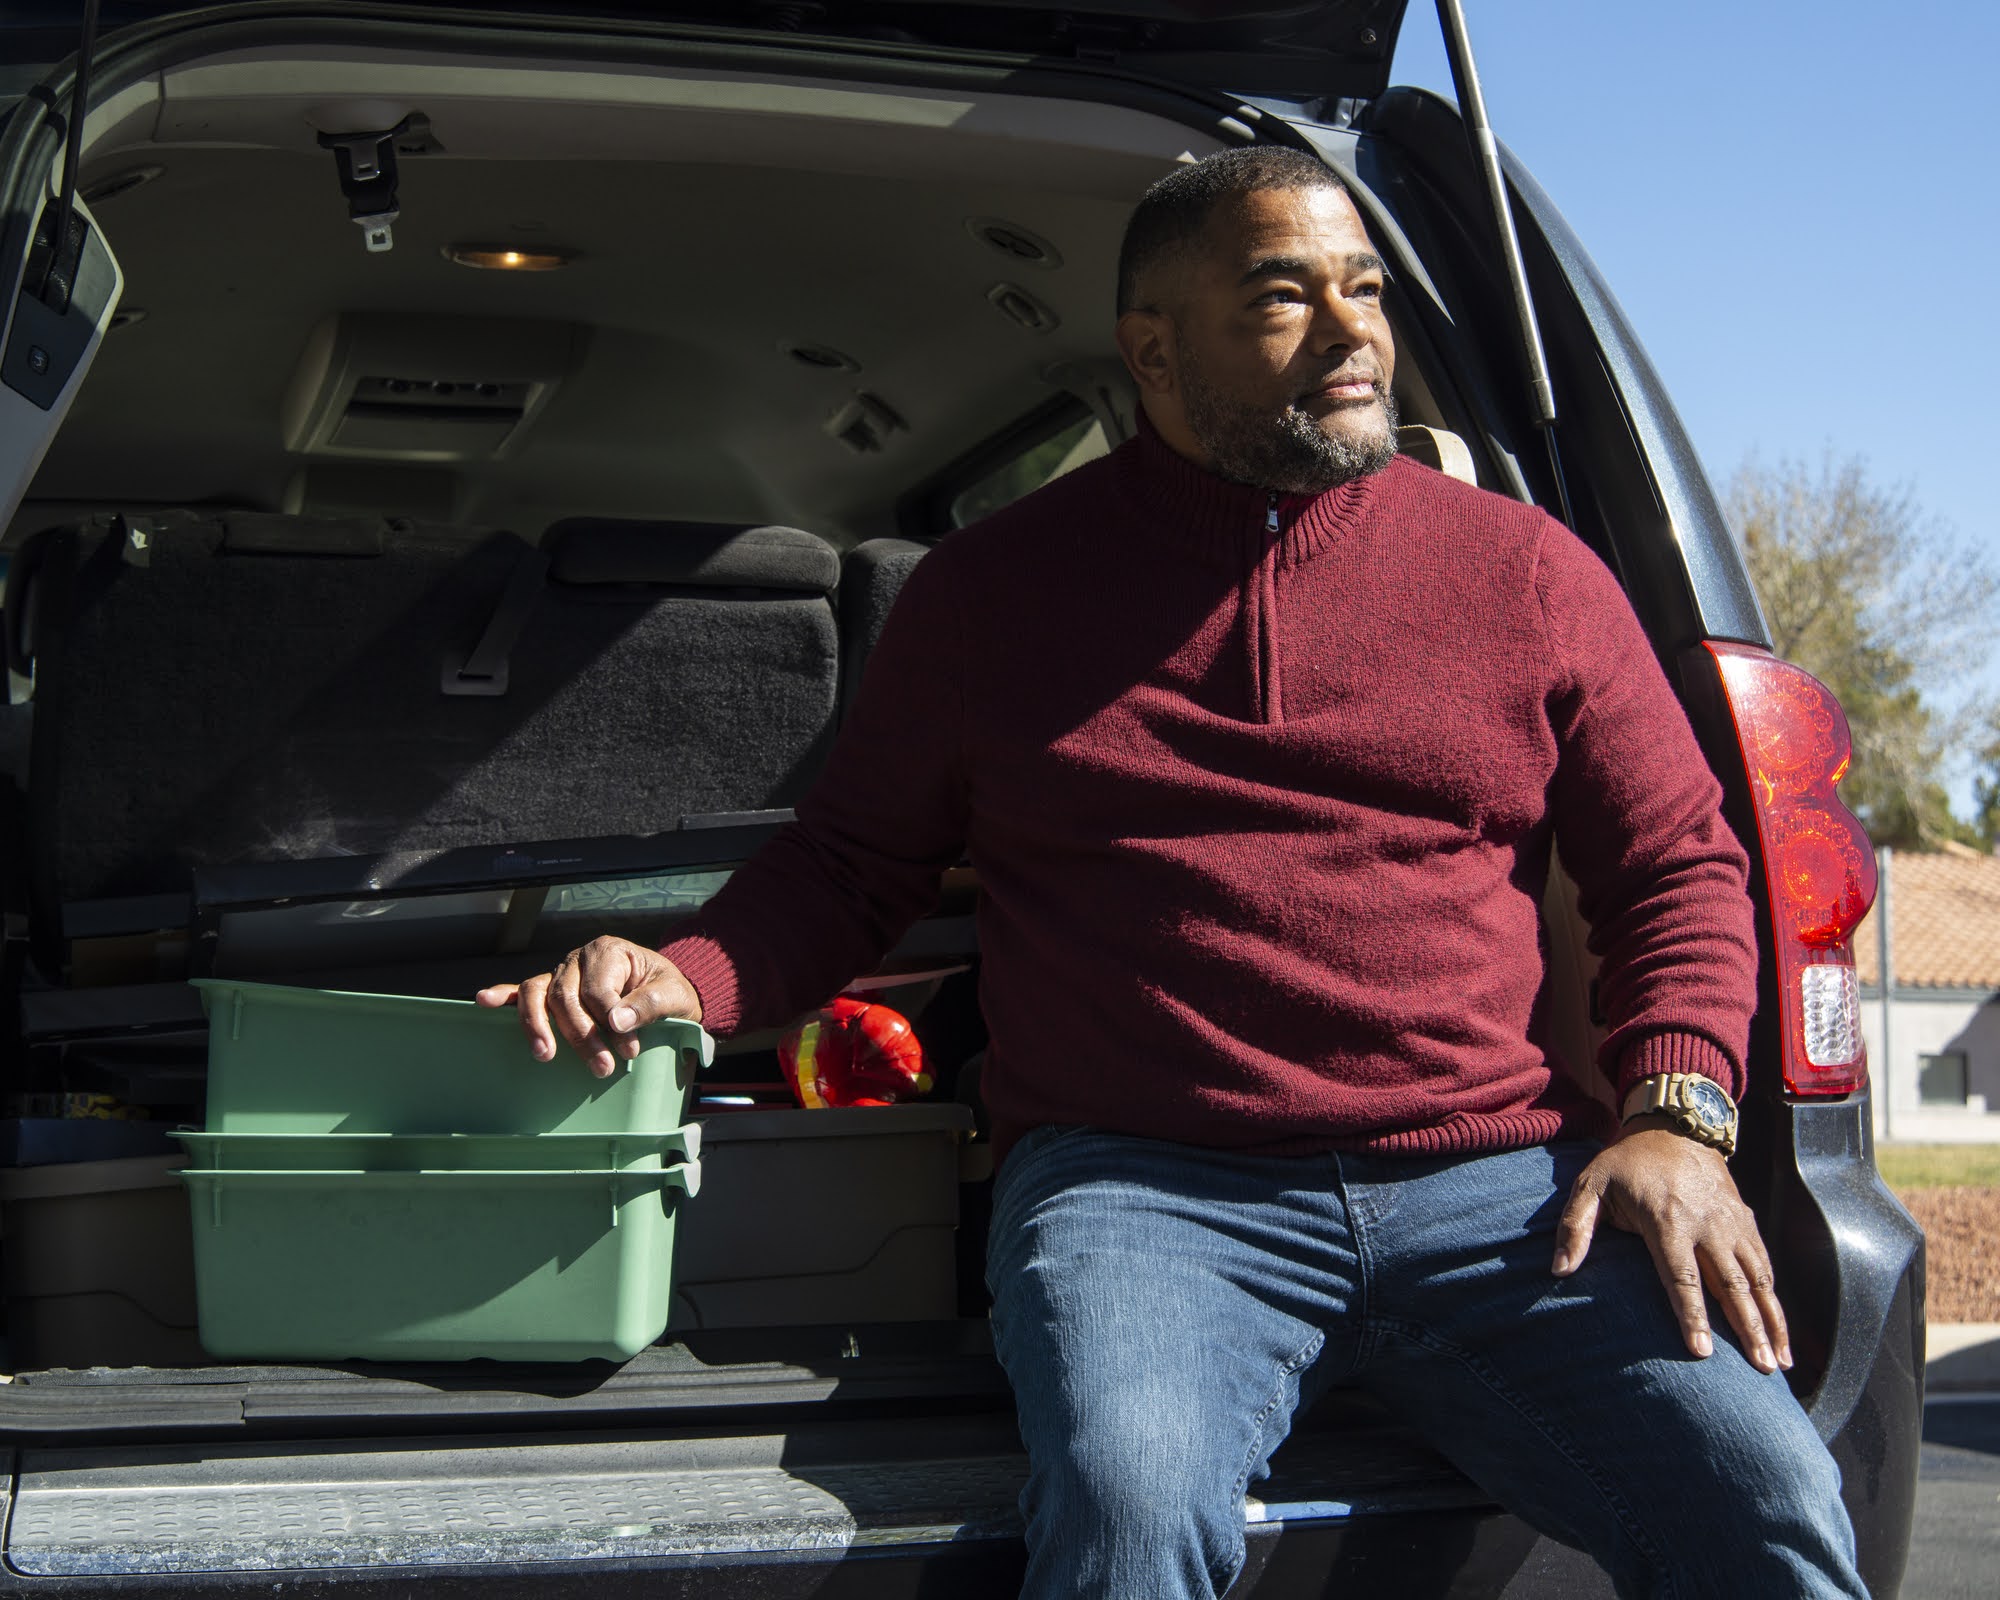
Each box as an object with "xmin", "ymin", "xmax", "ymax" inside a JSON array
[{"xmin": 1116, "ymin": 147, "xmax": 1349, "ymax": 316}]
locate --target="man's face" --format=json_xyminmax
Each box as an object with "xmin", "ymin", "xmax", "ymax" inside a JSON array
[{"xmin": 1123, "ymin": 184, "xmax": 1399, "ymax": 495}]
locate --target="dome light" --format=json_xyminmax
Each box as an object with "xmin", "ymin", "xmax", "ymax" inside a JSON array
[{"xmin": 442, "ymin": 244, "xmax": 574, "ymax": 271}]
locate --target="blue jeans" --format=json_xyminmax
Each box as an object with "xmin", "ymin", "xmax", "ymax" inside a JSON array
[{"xmin": 986, "ymin": 1127, "xmax": 1864, "ymax": 1599}]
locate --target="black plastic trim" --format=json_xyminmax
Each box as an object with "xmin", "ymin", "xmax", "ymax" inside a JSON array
[
  {"xmin": 60, "ymin": 893, "xmax": 190, "ymax": 939},
  {"xmin": 1787, "ymin": 1097, "xmax": 1927, "ymax": 1428},
  {"xmin": 1825, "ymin": 1270, "xmax": 1923, "ymax": 1600},
  {"xmin": 189, "ymin": 821, "xmax": 787, "ymax": 915},
  {"xmin": 0, "ymin": 1326, "xmax": 1015, "ymax": 1446}
]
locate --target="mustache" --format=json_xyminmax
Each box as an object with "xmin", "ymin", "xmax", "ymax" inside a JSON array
[{"xmin": 1294, "ymin": 367, "xmax": 1386, "ymax": 403}]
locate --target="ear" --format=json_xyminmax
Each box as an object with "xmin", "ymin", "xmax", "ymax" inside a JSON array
[{"xmin": 1114, "ymin": 308, "xmax": 1178, "ymax": 397}]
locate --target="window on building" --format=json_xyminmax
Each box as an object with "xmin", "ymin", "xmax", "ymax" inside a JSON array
[{"xmin": 1917, "ymin": 1051, "xmax": 1970, "ymax": 1106}]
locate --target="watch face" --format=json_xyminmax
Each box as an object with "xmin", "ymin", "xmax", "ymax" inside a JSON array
[{"xmin": 1689, "ymin": 1080, "xmax": 1731, "ymax": 1128}]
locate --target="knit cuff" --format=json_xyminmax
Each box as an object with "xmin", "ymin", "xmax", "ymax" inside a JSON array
[
  {"xmin": 658, "ymin": 931, "xmax": 744, "ymax": 1037},
  {"xmin": 1615, "ymin": 1031, "xmax": 1742, "ymax": 1104}
]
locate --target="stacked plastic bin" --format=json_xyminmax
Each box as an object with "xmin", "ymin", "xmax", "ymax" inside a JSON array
[{"xmin": 174, "ymin": 979, "xmax": 710, "ymax": 1362}]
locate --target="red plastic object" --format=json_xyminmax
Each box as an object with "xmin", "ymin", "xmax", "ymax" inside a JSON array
[
  {"xmin": 1707, "ymin": 642, "xmax": 1877, "ymax": 1097},
  {"xmin": 778, "ymin": 998, "xmax": 932, "ymax": 1109}
]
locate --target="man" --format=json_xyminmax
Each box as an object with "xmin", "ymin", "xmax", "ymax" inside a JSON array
[{"xmin": 480, "ymin": 148, "xmax": 1863, "ymax": 1597}]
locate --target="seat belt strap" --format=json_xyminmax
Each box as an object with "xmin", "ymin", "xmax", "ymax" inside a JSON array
[{"xmin": 443, "ymin": 545, "xmax": 550, "ymax": 696}]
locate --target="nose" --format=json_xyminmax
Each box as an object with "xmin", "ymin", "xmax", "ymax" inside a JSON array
[{"xmin": 1307, "ymin": 284, "xmax": 1371, "ymax": 357}]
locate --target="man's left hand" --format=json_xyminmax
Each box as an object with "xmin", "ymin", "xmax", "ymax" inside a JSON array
[{"xmin": 1551, "ymin": 1124, "xmax": 1792, "ymax": 1376}]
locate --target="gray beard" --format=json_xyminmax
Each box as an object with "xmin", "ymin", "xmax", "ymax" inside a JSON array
[{"xmin": 1179, "ymin": 351, "xmax": 1399, "ymax": 496}]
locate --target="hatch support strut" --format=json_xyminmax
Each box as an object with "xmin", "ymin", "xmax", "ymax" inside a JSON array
[{"xmin": 1433, "ymin": 0, "xmax": 1574, "ymax": 527}]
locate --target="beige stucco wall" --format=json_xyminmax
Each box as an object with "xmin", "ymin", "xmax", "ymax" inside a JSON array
[{"xmin": 1861, "ymin": 989, "xmax": 2000, "ymax": 1142}]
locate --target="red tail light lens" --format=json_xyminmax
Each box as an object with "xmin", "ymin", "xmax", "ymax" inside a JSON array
[{"xmin": 1707, "ymin": 642, "xmax": 1877, "ymax": 1096}]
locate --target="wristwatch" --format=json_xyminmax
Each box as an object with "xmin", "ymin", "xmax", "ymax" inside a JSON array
[{"xmin": 1621, "ymin": 1073, "xmax": 1739, "ymax": 1158}]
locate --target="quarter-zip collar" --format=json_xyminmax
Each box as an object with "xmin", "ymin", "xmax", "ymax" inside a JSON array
[{"xmin": 1115, "ymin": 407, "xmax": 1384, "ymax": 570}]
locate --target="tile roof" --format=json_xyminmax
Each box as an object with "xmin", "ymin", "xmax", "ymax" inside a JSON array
[{"xmin": 1853, "ymin": 844, "xmax": 2000, "ymax": 990}]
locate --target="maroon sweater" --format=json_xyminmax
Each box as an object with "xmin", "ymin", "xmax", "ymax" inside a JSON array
[{"xmin": 663, "ymin": 427, "xmax": 1758, "ymax": 1160}]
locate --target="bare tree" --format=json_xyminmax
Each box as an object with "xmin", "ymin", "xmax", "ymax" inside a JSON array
[
  {"xmin": 1728, "ymin": 456, "xmax": 1997, "ymax": 848},
  {"xmin": 1973, "ymin": 710, "xmax": 2000, "ymax": 850}
]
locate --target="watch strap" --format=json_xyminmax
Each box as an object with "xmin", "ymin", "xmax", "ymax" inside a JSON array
[
  {"xmin": 1622, "ymin": 1075, "xmax": 1677, "ymax": 1122},
  {"xmin": 1621, "ymin": 1073, "xmax": 1738, "ymax": 1156}
]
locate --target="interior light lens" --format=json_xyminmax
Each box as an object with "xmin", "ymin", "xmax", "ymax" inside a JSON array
[{"xmin": 442, "ymin": 245, "xmax": 574, "ymax": 271}]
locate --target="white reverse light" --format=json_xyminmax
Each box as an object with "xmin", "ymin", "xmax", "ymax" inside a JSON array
[{"xmin": 1800, "ymin": 965, "xmax": 1861, "ymax": 1068}]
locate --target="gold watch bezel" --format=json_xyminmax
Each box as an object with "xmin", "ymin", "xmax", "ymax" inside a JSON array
[{"xmin": 1622, "ymin": 1073, "xmax": 1739, "ymax": 1158}]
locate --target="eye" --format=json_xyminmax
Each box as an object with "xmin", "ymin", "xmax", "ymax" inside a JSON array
[
  {"xmin": 1350, "ymin": 280, "xmax": 1385, "ymax": 301},
  {"xmin": 1251, "ymin": 287, "xmax": 1304, "ymax": 306}
]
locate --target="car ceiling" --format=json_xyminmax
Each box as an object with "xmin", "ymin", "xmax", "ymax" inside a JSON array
[{"xmin": 20, "ymin": 74, "xmax": 1223, "ymax": 546}]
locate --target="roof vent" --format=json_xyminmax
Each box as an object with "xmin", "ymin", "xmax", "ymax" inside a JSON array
[
  {"xmin": 781, "ymin": 341, "xmax": 860, "ymax": 373},
  {"xmin": 968, "ymin": 217, "xmax": 1063, "ymax": 270},
  {"xmin": 987, "ymin": 282, "xmax": 1061, "ymax": 336}
]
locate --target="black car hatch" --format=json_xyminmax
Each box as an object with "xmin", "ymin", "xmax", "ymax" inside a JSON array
[{"xmin": 3, "ymin": 2, "xmax": 1411, "ymax": 101}]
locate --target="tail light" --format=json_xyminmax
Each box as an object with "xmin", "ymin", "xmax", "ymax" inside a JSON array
[{"xmin": 1706, "ymin": 643, "xmax": 1877, "ymax": 1095}]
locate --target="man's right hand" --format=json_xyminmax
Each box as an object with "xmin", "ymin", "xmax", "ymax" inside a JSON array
[{"xmin": 476, "ymin": 936, "xmax": 703, "ymax": 1078}]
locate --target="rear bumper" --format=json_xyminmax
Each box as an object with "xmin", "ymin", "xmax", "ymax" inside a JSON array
[
  {"xmin": 0, "ymin": 1403, "xmax": 1529, "ymax": 1598},
  {"xmin": 0, "ymin": 1513, "xmax": 1566, "ymax": 1599},
  {"xmin": 1788, "ymin": 1093, "xmax": 1926, "ymax": 1598}
]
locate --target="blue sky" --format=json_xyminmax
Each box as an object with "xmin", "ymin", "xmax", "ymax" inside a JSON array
[{"xmin": 1390, "ymin": 1, "xmax": 1997, "ymax": 809}]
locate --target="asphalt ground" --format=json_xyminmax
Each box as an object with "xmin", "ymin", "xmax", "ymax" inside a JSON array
[{"xmin": 1905, "ymin": 1393, "xmax": 2000, "ymax": 1600}]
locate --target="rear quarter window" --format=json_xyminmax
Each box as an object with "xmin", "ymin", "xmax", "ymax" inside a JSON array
[{"xmin": 948, "ymin": 413, "xmax": 1108, "ymax": 528}]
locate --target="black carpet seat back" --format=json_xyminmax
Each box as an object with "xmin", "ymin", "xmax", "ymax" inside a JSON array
[
  {"xmin": 23, "ymin": 511, "xmax": 842, "ymax": 914},
  {"xmin": 532, "ymin": 515, "xmax": 841, "ymax": 828},
  {"xmin": 837, "ymin": 538, "xmax": 931, "ymax": 720}
]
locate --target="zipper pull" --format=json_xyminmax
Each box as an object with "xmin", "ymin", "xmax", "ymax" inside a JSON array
[{"xmin": 1265, "ymin": 493, "xmax": 1280, "ymax": 535}]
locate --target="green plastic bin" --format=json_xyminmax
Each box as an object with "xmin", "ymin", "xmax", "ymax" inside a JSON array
[
  {"xmin": 180, "ymin": 1163, "xmax": 700, "ymax": 1361},
  {"xmin": 192, "ymin": 979, "xmax": 711, "ymax": 1135},
  {"xmin": 173, "ymin": 1127, "xmax": 701, "ymax": 1173}
]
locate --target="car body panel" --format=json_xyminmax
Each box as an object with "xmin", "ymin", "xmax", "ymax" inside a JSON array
[{"xmin": 2, "ymin": 3, "xmax": 1414, "ymax": 102}]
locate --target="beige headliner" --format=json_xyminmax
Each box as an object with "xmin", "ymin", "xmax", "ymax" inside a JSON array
[{"xmin": 21, "ymin": 47, "xmax": 1235, "ymax": 545}]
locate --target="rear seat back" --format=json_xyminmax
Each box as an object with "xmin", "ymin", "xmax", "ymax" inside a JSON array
[
  {"xmin": 838, "ymin": 537, "xmax": 931, "ymax": 719},
  {"xmin": 19, "ymin": 510, "xmax": 841, "ymax": 927},
  {"xmin": 535, "ymin": 516, "xmax": 841, "ymax": 822}
]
